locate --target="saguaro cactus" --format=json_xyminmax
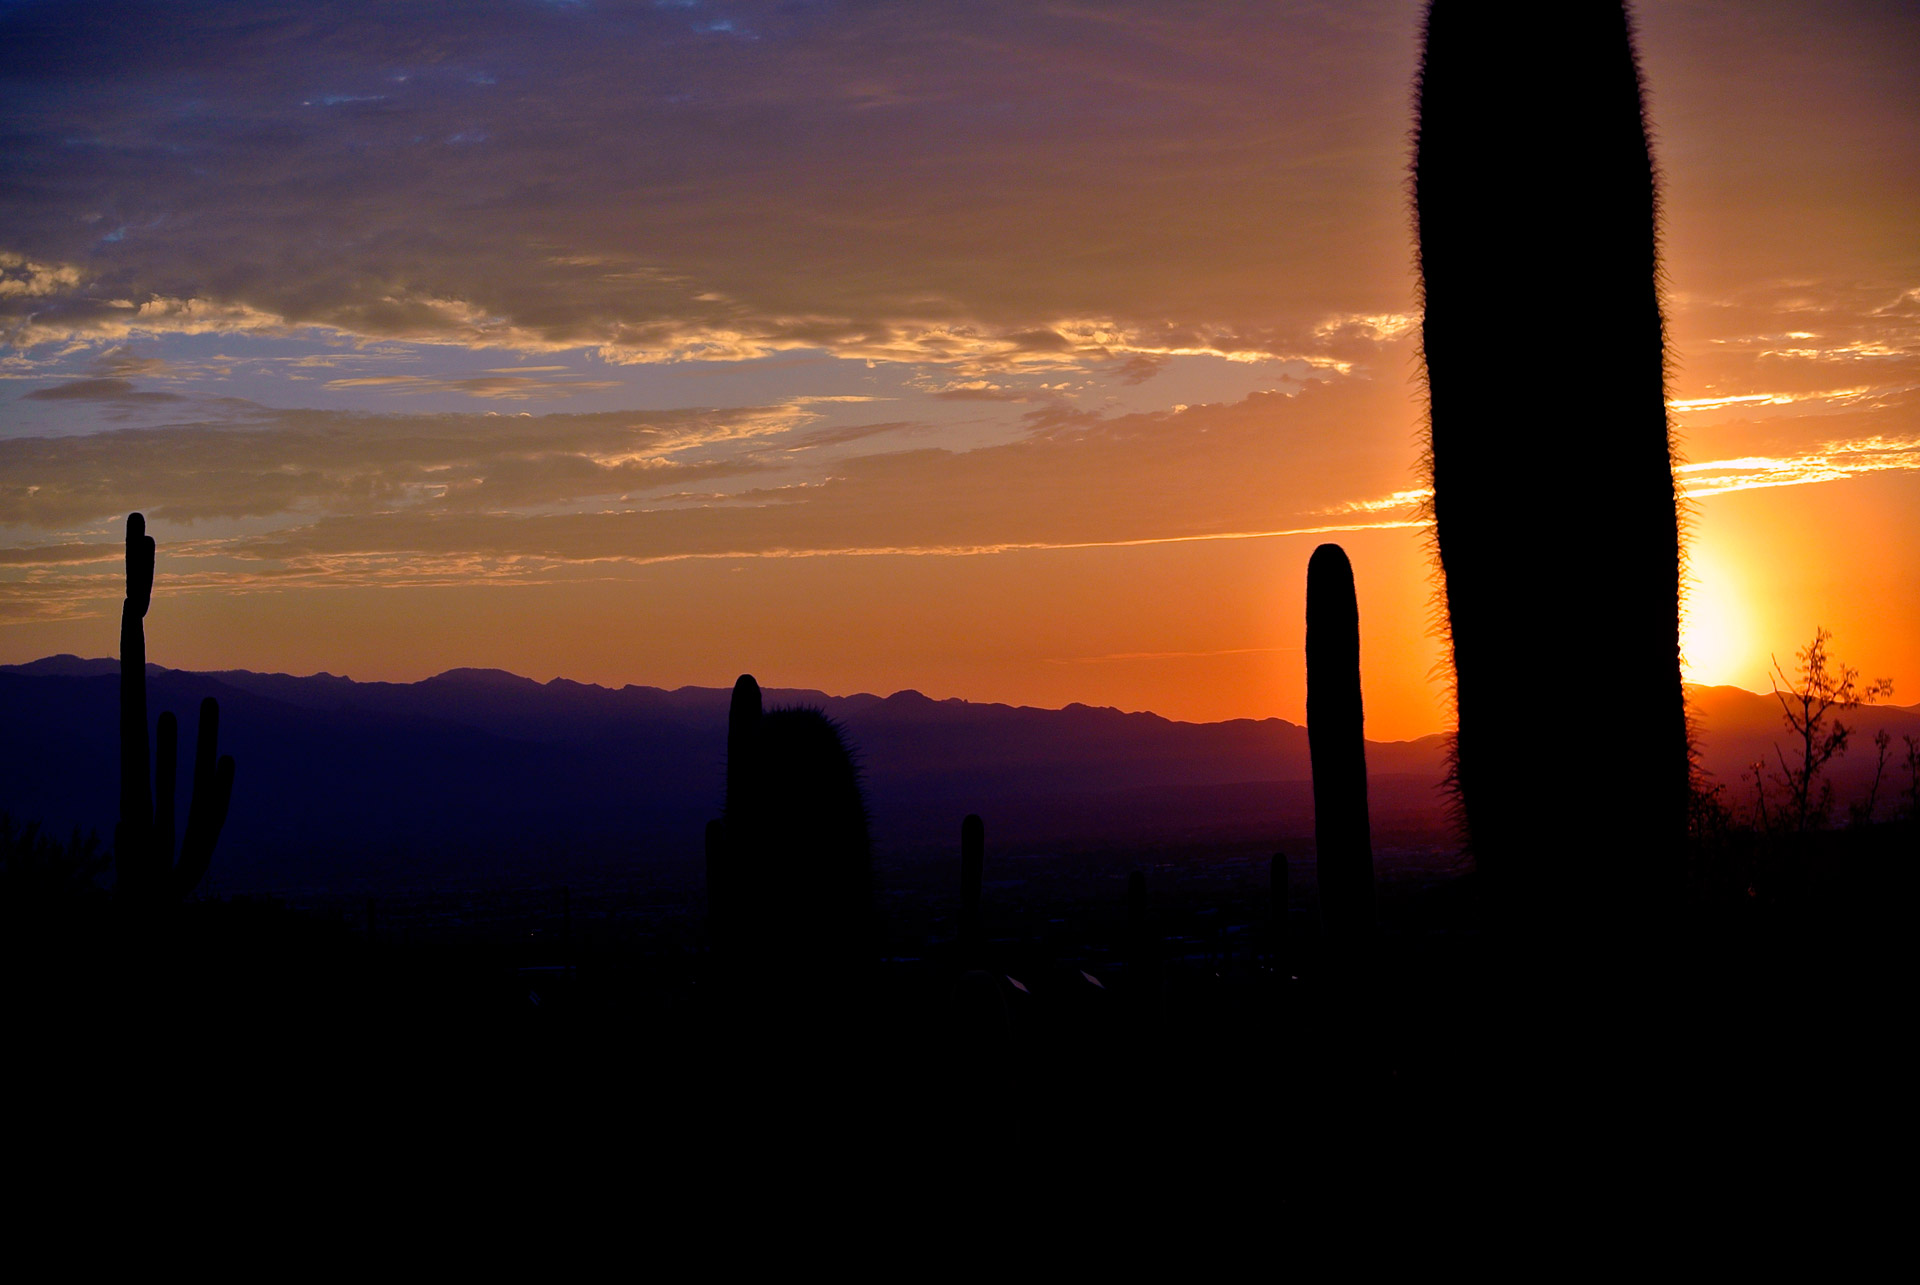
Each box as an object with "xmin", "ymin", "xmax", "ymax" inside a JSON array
[
  {"xmin": 116, "ymin": 513, "xmax": 235, "ymax": 904},
  {"xmin": 1307, "ymin": 543, "xmax": 1374, "ymax": 949},
  {"xmin": 714, "ymin": 673, "xmax": 875, "ymax": 978},
  {"xmin": 1413, "ymin": 2, "xmax": 1687, "ymax": 926}
]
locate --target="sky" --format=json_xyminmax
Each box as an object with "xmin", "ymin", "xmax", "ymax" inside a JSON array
[{"xmin": 1, "ymin": 0, "xmax": 1915, "ymax": 740}]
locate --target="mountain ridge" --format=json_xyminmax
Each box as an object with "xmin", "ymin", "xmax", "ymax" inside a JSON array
[{"xmin": 5, "ymin": 658, "xmax": 1911, "ymax": 896}]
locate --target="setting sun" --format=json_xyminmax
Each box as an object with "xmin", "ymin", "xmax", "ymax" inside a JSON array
[{"xmin": 1681, "ymin": 542, "xmax": 1756, "ymax": 688}]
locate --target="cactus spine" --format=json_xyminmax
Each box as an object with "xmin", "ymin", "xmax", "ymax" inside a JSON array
[
  {"xmin": 1306, "ymin": 543, "xmax": 1373, "ymax": 950},
  {"xmin": 115, "ymin": 512, "xmax": 235, "ymax": 904},
  {"xmin": 1413, "ymin": 2, "xmax": 1687, "ymax": 930}
]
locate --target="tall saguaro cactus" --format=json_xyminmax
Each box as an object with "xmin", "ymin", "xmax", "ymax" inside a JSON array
[
  {"xmin": 116, "ymin": 513, "xmax": 235, "ymax": 904},
  {"xmin": 1413, "ymin": 2, "xmax": 1688, "ymax": 926},
  {"xmin": 1307, "ymin": 543, "xmax": 1374, "ymax": 949}
]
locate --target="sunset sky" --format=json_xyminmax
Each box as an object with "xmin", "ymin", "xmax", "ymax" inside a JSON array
[{"xmin": 2, "ymin": 0, "xmax": 1914, "ymax": 740}]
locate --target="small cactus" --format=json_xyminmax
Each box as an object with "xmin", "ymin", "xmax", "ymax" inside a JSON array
[{"xmin": 115, "ymin": 513, "xmax": 234, "ymax": 904}]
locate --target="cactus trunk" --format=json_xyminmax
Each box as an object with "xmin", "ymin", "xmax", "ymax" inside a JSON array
[
  {"xmin": 714, "ymin": 673, "xmax": 875, "ymax": 1001},
  {"xmin": 1306, "ymin": 543, "xmax": 1373, "ymax": 950},
  {"xmin": 117, "ymin": 514, "xmax": 154, "ymax": 893},
  {"xmin": 114, "ymin": 513, "xmax": 235, "ymax": 904},
  {"xmin": 1413, "ymin": 2, "xmax": 1688, "ymax": 932}
]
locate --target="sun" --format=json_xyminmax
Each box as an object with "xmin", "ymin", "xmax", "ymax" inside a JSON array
[{"xmin": 1681, "ymin": 543, "xmax": 1754, "ymax": 688}]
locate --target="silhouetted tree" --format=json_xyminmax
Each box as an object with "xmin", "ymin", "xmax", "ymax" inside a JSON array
[
  {"xmin": 1849, "ymin": 730, "xmax": 1893, "ymax": 828},
  {"xmin": 1764, "ymin": 628, "xmax": 1892, "ymax": 832},
  {"xmin": 1413, "ymin": 2, "xmax": 1687, "ymax": 932},
  {"xmin": 1901, "ymin": 736, "xmax": 1920, "ymax": 823}
]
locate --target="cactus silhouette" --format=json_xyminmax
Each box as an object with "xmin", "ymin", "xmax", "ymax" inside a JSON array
[
  {"xmin": 1307, "ymin": 543, "xmax": 1374, "ymax": 950},
  {"xmin": 959, "ymin": 813, "xmax": 984, "ymax": 963},
  {"xmin": 713, "ymin": 673, "xmax": 875, "ymax": 981},
  {"xmin": 115, "ymin": 512, "xmax": 235, "ymax": 904},
  {"xmin": 1413, "ymin": 2, "xmax": 1687, "ymax": 927}
]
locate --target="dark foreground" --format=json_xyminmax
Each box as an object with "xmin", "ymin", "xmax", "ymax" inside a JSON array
[{"xmin": 6, "ymin": 825, "xmax": 1910, "ymax": 1211}]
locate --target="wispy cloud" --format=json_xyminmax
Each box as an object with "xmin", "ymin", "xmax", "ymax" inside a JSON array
[
  {"xmin": 1678, "ymin": 435, "xmax": 1920, "ymax": 497},
  {"xmin": 1046, "ymin": 646, "xmax": 1299, "ymax": 665},
  {"xmin": 321, "ymin": 373, "xmax": 622, "ymax": 399},
  {"xmin": 0, "ymin": 378, "xmax": 1421, "ymax": 598},
  {"xmin": 1668, "ymin": 387, "xmax": 1880, "ymax": 413},
  {"xmin": 0, "ymin": 2, "xmax": 1423, "ymax": 369}
]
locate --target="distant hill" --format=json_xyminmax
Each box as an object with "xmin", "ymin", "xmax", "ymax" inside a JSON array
[
  {"xmin": 6, "ymin": 659, "xmax": 1906, "ymax": 896},
  {"xmin": 0, "ymin": 657, "xmax": 1450, "ymax": 894},
  {"xmin": 1684, "ymin": 682, "xmax": 1920, "ymax": 805}
]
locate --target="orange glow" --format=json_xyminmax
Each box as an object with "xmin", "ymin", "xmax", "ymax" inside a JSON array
[
  {"xmin": 1681, "ymin": 540, "xmax": 1758, "ymax": 688},
  {"xmin": 0, "ymin": 4, "xmax": 1914, "ymax": 740}
]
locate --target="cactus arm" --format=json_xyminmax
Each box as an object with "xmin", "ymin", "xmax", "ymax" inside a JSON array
[
  {"xmin": 118, "ymin": 513, "xmax": 155, "ymax": 896},
  {"xmin": 114, "ymin": 513, "xmax": 237, "ymax": 903},
  {"xmin": 173, "ymin": 698, "xmax": 233, "ymax": 899},
  {"xmin": 725, "ymin": 674, "xmax": 762, "ymax": 821},
  {"xmin": 126, "ymin": 512, "xmax": 153, "ymax": 618},
  {"xmin": 153, "ymin": 710, "xmax": 177, "ymax": 881}
]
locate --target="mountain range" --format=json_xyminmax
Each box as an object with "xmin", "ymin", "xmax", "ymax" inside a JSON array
[{"xmin": 3, "ymin": 656, "xmax": 1914, "ymax": 895}]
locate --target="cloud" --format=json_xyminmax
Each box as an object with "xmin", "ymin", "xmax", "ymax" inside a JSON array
[
  {"xmin": 1664, "ymin": 277, "xmax": 1920, "ymax": 424},
  {"xmin": 245, "ymin": 379, "xmax": 1412, "ymax": 566},
  {"xmin": 0, "ymin": 252, "xmax": 81, "ymax": 298},
  {"xmin": 0, "ymin": 1, "xmax": 1424, "ymax": 367},
  {"xmin": 0, "ymin": 403, "xmax": 800, "ymax": 526},
  {"xmin": 24, "ymin": 376, "xmax": 180, "ymax": 402},
  {"xmin": 321, "ymin": 373, "xmax": 623, "ymax": 399},
  {"xmin": 1678, "ymin": 435, "xmax": 1920, "ymax": 498},
  {"xmin": 0, "ymin": 541, "xmax": 121, "ymax": 566},
  {"xmin": 0, "ymin": 368, "xmax": 1424, "ymax": 596}
]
